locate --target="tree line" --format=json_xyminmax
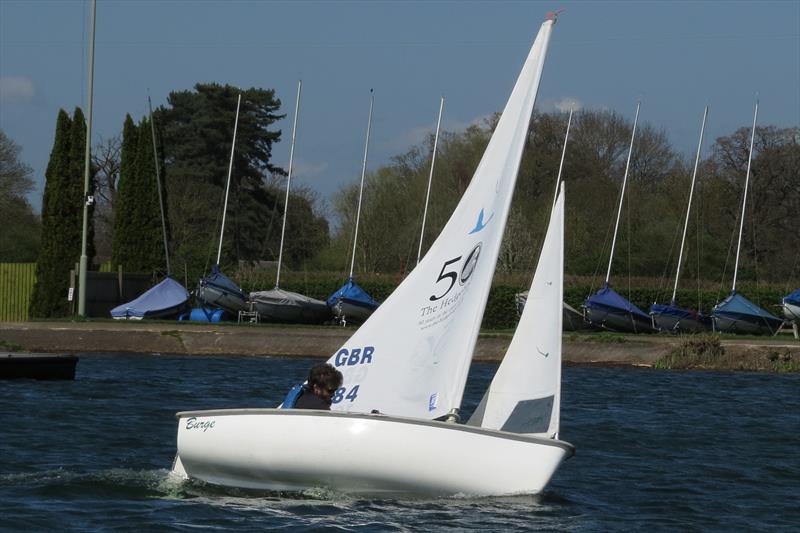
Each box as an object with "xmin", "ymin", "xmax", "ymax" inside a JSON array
[
  {"xmin": 327, "ymin": 110, "xmax": 799, "ymax": 293},
  {"xmin": 3, "ymin": 83, "xmax": 797, "ymax": 318}
]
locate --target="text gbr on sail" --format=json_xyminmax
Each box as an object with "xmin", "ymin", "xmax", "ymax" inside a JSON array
[{"xmin": 334, "ymin": 346, "xmax": 375, "ymax": 367}]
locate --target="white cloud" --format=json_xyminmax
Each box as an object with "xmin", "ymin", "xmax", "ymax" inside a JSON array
[
  {"xmin": 0, "ymin": 76, "xmax": 36, "ymax": 104},
  {"xmin": 551, "ymin": 97, "xmax": 582, "ymax": 113}
]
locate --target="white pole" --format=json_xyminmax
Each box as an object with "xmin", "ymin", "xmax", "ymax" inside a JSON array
[
  {"xmin": 671, "ymin": 105, "xmax": 708, "ymax": 303},
  {"xmin": 77, "ymin": 0, "xmax": 96, "ymax": 317},
  {"xmin": 349, "ymin": 89, "xmax": 374, "ymax": 279},
  {"xmin": 551, "ymin": 107, "xmax": 573, "ymax": 212},
  {"xmin": 216, "ymin": 93, "xmax": 242, "ymax": 265},
  {"xmin": 148, "ymin": 94, "xmax": 171, "ymax": 275},
  {"xmin": 732, "ymin": 100, "xmax": 759, "ymax": 293},
  {"xmin": 417, "ymin": 95, "xmax": 444, "ymax": 265},
  {"xmin": 275, "ymin": 80, "xmax": 302, "ymax": 289},
  {"xmin": 605, "ymin": 101, "xmax": 641, "ymax": 285}
]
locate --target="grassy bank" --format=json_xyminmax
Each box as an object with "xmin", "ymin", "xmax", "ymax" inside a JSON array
[{"xmin": 653, "ymin": 334, "xmax": 800, "ymax": 372}]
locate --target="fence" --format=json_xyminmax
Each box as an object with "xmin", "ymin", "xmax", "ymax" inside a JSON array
[{"xmin": 0, "ymin": 263, "xmax": 36, "ymax": 322}]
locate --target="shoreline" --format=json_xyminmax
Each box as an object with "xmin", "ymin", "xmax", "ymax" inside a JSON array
[{"xmin": 1, "ymin": 321, "xmax": 798, "ymax": 371}]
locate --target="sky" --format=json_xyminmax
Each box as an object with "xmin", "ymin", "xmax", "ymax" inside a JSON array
[{"xmin": 1, "ymin": 0, "xmax": 798, "ymax": 214}]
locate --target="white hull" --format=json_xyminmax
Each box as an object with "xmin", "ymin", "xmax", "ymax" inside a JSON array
[
  {"xmin": 783, "ymin": 302, "xmax": 800, "ymax": 323},
  {"xmin": 174, "ymin": 409, "xmax": 573, "ymax": 496}
]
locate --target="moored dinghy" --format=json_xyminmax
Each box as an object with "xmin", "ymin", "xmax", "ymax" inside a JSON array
[
  {"xmin": 196, "ymin": 264, "xmax": 249, "ymax": 316},
  {"xmin": 328, "ymin": 91, "xmax": 381, "ymax": 325},
  {"xmin": 249, "ymin": 81, "xmax": 331, "ymax": 324},
  {"xmin": 326, "ymin": 277, "xmax": 379, "ymax": 325},
  {"xmin": 585, "ymin": 283, "xmax": 655, "ymax": 333},
  {"xmin": 195, "ymin": 94, "xmax": 248, "ymax": 316},
  {"xmin": 111, "ymin": 96, "xmax": 190, "ymax": 320},
  {"xmin": 782, "ymin": 289, "xmax": 800, "ymax": 323},
  {"xmin": 712, "ymin": 101, "xmax": 783, "ymax": 336},
  {"xmin": 584, "ymin": 103, "xmax": 657, "ymax": 334},
  {"xmin": 173, "ymin": 15, "xmax": 571, "ymax": 495},
  {"xmin": 712, "ymin": 291, "xmax": 783, "ymax": 335},
  {"xmin": 111, "ymin": 276, "xmax": 189, "ymax": 320},
  {"xmin": 650, "ymin": 106, "xmax": 712, "ymax": 333}
]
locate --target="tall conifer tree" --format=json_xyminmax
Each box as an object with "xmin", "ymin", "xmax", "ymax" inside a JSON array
[
  {"xmin": 112, "ymin": 115, "xmax": 139, "ymax": 269},
  {"xmin": 30, "ymin": 110, "xmax": 73, "ymax": 317},
  {"xmin": 112, "ymin": 114, "xmax": 167, "ymax": 273}
]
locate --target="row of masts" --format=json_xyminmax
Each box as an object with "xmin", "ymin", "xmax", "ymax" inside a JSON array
[
  {"xmin": 604, "ymin": 101, "xmax": 758, "ymax": 300},
  {"xmin": 214, "ymin": 86, "xmax": 449, "ymax": 290}
]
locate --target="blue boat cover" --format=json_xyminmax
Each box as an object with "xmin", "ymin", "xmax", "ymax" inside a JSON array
[
  {"xmin": 110, "ymin": 277, "xmax": 190, "ymax": 319},
  {"xmin": 784, "ymin": 289, "xmax": 800, "ymax": 307},
  {"xmin": 585, "ymin": 284, "xmax": 650, "ymax": 320},
  {"xmin": 650, "ymin": 302, "xmax": 701, "ymax": 320},
  {"xmin": 327, "ymin": 277, "xmax": 380, "ymax": 309},
  {"xmin": 714, "ymin": 291, "xmax": 781, "ymax": 321},
  {"xmin": 201, "ymin": 264, "xmax": 248, "ymax": 300}
]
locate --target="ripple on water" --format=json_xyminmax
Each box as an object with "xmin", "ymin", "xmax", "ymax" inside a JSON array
[{"xmin": 1, "ymin": 355, "xmax": 799, "ymax": 531}]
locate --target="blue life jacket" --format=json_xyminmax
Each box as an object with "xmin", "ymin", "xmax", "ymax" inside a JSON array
[{"xmin": 280, "ymin": 384, "xmax": 305, "ymax": 409}]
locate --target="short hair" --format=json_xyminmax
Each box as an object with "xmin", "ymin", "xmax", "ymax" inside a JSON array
[{"xmin": 308, "ymin": 363, "xmax": 343, "ymax": 393}]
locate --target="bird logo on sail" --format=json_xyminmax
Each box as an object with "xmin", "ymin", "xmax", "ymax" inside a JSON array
[{"xmin": 469, "ymin": 208, "xmax": 494, "ymax": 234}]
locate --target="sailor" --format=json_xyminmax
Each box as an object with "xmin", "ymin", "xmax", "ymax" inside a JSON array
[{"xmin": 283, "ymin": 363, "xmax": 343, "ymax": 410}]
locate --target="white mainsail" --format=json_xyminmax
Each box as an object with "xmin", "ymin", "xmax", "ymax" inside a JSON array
[
  {"xmin": 468, "ymin": 183, "xmax": 564, "ymax": 437},
  {"xmin": 325, "ymin": 19, "xmax": 555, "ymax": 419}
]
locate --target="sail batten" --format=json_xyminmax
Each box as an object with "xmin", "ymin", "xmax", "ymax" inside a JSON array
[{"xmin": 324, "ymin": 19, "xmax": 555, "ymax": 420}]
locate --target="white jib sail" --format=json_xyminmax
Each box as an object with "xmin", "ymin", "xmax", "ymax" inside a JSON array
[
  {"xmin": 325, "ymin": 19, "xmax": 555, "ymax": 420},
  {"xmin": 468, "ymin": 183, "xmax": 564, "ymax": 438}
]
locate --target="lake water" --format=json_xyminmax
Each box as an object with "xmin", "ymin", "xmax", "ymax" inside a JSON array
[{"xmin": 1, "ymin": 354, "xmax": 798, "ymax": 531}]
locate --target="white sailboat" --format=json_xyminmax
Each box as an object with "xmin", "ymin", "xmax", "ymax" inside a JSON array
[
  {"xmin": 583, "ymin": 102, "xmax": 658, "ymax": 333},
  {"xmin": 649, "ymin": 106, "xmax": 712, "ymax": 332},
  {"xmin": 173, "ymin": 15, "xmax": 572, "ymax": 496}
]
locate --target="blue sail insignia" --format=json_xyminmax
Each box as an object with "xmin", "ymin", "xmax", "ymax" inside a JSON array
[{"xmin": 469, "ymin": 208, "xmax": 494, "ymax": 234}]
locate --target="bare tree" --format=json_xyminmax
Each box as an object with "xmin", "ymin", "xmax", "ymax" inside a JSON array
[{"xmin": 91, "ymin": 134, "xmax": 122, "ymax": 262}]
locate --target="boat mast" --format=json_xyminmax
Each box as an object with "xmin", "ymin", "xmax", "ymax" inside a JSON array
[
  {"xmin": 275, "ymin": 80, "xmax": 302, "ymax": 289},
  {"xmin": 348, "ymin": 89, "xmax": 374, "ymax": 279},
  {"xmin": 417, "ymin": 95, "xmax": 444, "ymax": 265},
  {"xmin": 216, "ymin": 93, "xmax": 242, "ymax": 266},
  {"xmin": 148, "ymin": 94, "xmax": 171, "ymax": 276},
  {"xmin": 605, "ymin": 101, "xmax": 641, "ymax": 285},
  {"xmin": 551, "ymin": 107, "xmax": 573, "ymax": 211},
  {"xmin": 732, "ymin": 100, "xmax": 759, "ymax": 293},
  {"xmin": 77, "ymin": 0, "xmax": 96, "ymax": 317},
  {"xmin": 671, "ymin": 105, "xmax": 708, "ymax": 303}
]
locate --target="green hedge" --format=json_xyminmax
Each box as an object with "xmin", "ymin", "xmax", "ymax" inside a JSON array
[{"xmin": 232, "ymin": 269, "xmax": 791, "ymax": 330}]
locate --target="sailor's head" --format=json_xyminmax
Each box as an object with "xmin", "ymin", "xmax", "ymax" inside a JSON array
[{"xmin": 308, "ymin": 363, "xmax": 343, "ymax": 401}]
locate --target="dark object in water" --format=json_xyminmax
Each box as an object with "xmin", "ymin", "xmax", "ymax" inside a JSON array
[{"xmin": 0, "ymin": 352, "xmax": 78, "ymax": 380}]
